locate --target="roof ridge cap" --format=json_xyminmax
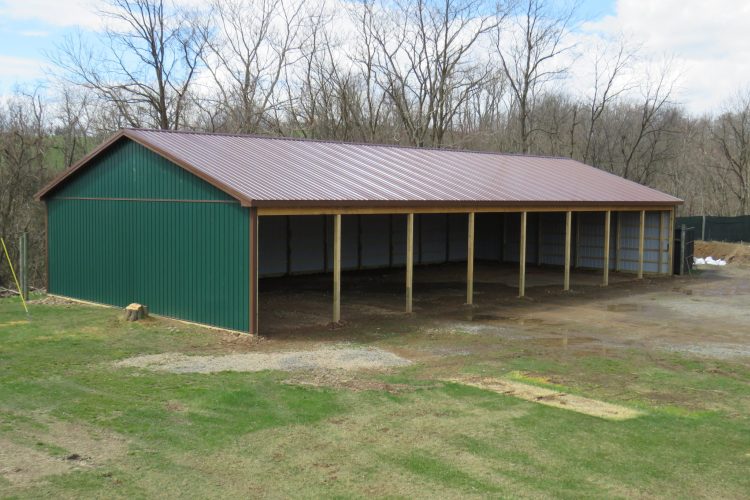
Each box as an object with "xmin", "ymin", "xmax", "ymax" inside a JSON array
[{"xmin": 124, "ymin": 128, "xmax": 571, "ymax": 160}]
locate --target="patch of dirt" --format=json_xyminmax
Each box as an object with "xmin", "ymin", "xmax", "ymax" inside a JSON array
[
  {"xmin": 165, "ymin": 401, "xmax": 187, "ymax": 412},
  {"xmin": 20, "ymin": 420, "xmax": 128, "ymax": 465},
  {"xmin": 695, "ymin": 241, "xmax": 750, "ymax": 265},
  {"xmin": 282, "ymin": 371, "xmax": 437, "ymax": 394},
  {"xmin": 0, "ymin": 439, "xmax": 72, "ymax": 486},
  {"xmin": 218, "ymin": 331, "xmax": 265, "ymax": 347},
  {"xmin": 114, "ymin": 345, "xmax": 412, "ymax": 373},
  {"xmin": 449, "ymin": 377, "xmax": 643, "ymax": 421},
  {"xmin": 0, "ymin": 418, "xmax": 128, "ymax": 487}
]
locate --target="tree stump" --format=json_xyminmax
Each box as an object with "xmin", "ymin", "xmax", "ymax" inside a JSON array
[{"xmin": 125, "ymin": 303, "xmax": 149, "ymax": 321}]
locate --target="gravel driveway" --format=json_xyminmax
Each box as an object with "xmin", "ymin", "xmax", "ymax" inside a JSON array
[{"xmin": 114, "ymin": 345, "xmax": 411, "ymax": 373}]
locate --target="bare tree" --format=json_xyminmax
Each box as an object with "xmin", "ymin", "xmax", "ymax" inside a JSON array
[
  {"xmin": 712, "ymin": 91, "xmax": 750, "ymax": 214},
  {"xmin": 358, "ymin": 0, "xmax": 505, "ymax": 147},
  {"xmin": 201, "ymin": 0, "xmax": 305, "ymax": 133},
  {"xmin": 579, "ymin": 38, "xmax": 636, "ymax": 164},
  {"xmin": 0, "ymin": 91, "xmax": 50, "ymax": 288},
  {"xmin": 54, "ymin": 0, "xmax": 208, "ymax": 130},
  {"xmin": 283, "ymin": 5, "xmax": 338, "ymax": 139},
  {"xmin": 610, "ymin": 61, "xmax": 677, "ymax": 184},
  {"xmin": 493, "ymin": 0, "xmax": 577, "ymax": 153},
  {"xmin": 345, "ymin": 1, "xmax": 390, "ymax": 142}
]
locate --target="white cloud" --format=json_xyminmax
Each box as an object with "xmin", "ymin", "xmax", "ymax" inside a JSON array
[
  {"xmin": 0, "ymin": 0, "xmax": 212, "ymax": 29},
  {"xmin": 0, "ymin": 55, "xmax": 44, "ymax": 91},
  {"xmin": 19, "ymin": 30, "xmax": 50, "ymax": 37},
  {"xmin": 0, "ymin": 0, "xmax": 102, "ymax": 28},
  {"xmin": 581, "ymin": 0, "xmax": 750, "ymax": 114}
]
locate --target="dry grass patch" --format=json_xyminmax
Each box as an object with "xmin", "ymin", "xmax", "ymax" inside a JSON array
[
  {"xmin": 282, "ymin": 370, "xmax": 441, "ymax": 394},
  {"xmin": 0, "ymin": 416, "xmax": 129, "ymax": 488}
]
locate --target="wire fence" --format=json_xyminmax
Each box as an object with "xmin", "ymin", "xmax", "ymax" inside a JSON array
[{"xmin": 677, "ymin": 215, "xmax": 750, "ymax": 242}]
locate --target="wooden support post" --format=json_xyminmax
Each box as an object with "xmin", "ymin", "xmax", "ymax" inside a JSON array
[
  {"xmin": 638, "ymin": 210, "xmax": 646, "ymax": 279},
  {"xmin": 668, "ymin": 208, "xmax": 675, "ymax": 275},
  {"xmin": 333, "ymin": 214, "xmax": 342, "ymax": 323},
  {"xmin": 519, "ymin": 211, "xmax": 527, "ymax": 298},
  {"xmin": 249, "ymin": 208, "xmax": 259, "ymax": 334},
  {"xmin": 615, "ymin": 212, "xmax": 621, "ymax": 272},
  {"xmin": 467, "ymin": 212, "xmax": 475, "ymax": 305},
  {"xmin": 603, "ymin": 211, "xmax": 611, "ymax": 286},
  {"xmin": 406, "ymin": 213, "xmax": 414, "ymax": 312},
  {"xmin": 564, "ymin": 211, "xmax": 572, "ymax": 291}
]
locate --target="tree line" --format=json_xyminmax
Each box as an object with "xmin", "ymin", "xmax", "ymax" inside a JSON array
[{"xmin": 1, "ymin": 0, "xmax": 749, "ymax": 288}]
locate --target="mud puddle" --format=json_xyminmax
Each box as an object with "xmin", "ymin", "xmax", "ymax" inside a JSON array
[{"xmin": 606, "ymin": 303, "xmax": 647, "ymax": 312}]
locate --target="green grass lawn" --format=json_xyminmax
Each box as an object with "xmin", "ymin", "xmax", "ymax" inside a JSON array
[{"xmin": 1, "ymin": 296, "xmax": 749, "ymax": 498}]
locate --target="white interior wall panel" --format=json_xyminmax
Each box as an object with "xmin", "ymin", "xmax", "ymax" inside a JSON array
[
  {"xmin": 419, "ymin": 214, "xmax": 448, "ymax": 264},
  {"xmin": 502, "ymin": 213, "xmax": 539, "ymax": 264},
  {"xmin": 289, "ymin": 215, "xmax": 326, "ymax": 273},
  {"xmin": 258, "ymin": 216, "xmax": 288, "ymax": 277},
  {"xmin": 618, "ymin": 212, "xmax": 639, "ymax": 272},
  {"xmin": 617, "ymin": 211, "xmax": 663, "ymax": 273},
  {"xmin": 643, "ymin": 212, "xmax": 661, "ymax": 273},
  {"xmin": 390, "ymin": 215, "xmax": 408, "ymax": 266},
  {"xmin": 448, "ymin": 213, "xmax": 469, "ymax": 262},
  {"xmin": 539, "ymin": 213, "xmax": 566, "ymax": 266},
  {"xmin": 475, "ymin": 213, "xmax": 502, "ymax": 260},
  {"xmin": 359, "ymin": 215, "xmax": 391, "ymax": 268},
  {"xmin": 577, "ymin": 212, "xmax": 616, "ymax": 270},
  {"xmin": 258, "ymin": 210, "xmax": 671, "ymax": 278},
  {"xmin": 659, "ymin": 211, "xmax": 671, "ymax": 273}
]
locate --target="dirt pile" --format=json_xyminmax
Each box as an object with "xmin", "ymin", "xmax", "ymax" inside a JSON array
[{"xmin": 694, "ymin": 241, "xmax": 750, "ymax": 265}]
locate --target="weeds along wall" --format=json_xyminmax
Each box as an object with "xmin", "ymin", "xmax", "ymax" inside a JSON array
[{"xmin": 45, "ymin": 139, "xmax": 250, "ymax": 332}]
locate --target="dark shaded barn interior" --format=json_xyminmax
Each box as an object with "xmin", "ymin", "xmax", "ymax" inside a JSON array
[{"xmin": 258, "ymin": 212, "xmax": 671, "ymax": 278}]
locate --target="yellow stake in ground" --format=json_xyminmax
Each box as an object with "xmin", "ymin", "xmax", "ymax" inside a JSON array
[{"xmin": 1, "ymin": 237, "xmax": 29, "ymax": 313}]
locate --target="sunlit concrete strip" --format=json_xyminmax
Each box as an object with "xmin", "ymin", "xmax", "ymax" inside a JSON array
[{"xmin": 448, "ymin": 377, "xmax": 643, "ymax": 421}]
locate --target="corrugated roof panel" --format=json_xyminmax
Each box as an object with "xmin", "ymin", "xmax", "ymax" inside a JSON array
[{"xmin": 39, "ymin": 128, "xmax": 683, "ymax": 207}]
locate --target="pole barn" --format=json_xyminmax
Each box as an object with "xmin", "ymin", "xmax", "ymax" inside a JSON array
[{"xmin": 36, "ymin": 129, "xmax": 682, "ymax": 334}]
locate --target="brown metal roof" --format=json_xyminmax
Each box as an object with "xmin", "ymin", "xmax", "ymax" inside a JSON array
[{"xmin": 37, "ymin": 128, "xmax": 683, "ymax": 207}]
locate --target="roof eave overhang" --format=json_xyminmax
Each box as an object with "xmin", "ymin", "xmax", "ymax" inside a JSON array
[{"xmin": 250, "ymin": 199, "xmax": 683, "ymax": 209}]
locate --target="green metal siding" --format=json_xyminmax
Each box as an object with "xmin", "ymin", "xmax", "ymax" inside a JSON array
[
  {"xmin": 51, "ymin": 139, "xmax": 234, "ymax": 201},
  {"xmin": 47, "ymin": 139, "xmax": 250, "ymax": 332}
]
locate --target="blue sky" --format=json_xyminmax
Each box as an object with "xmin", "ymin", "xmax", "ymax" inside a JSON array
[
  {"xmin": 0, "ymin": 0, "xmax": 616, "ymax": 60},
  {"xmin": 0, "ymin": 0, "xmax": 747, "ymax": 114}
]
